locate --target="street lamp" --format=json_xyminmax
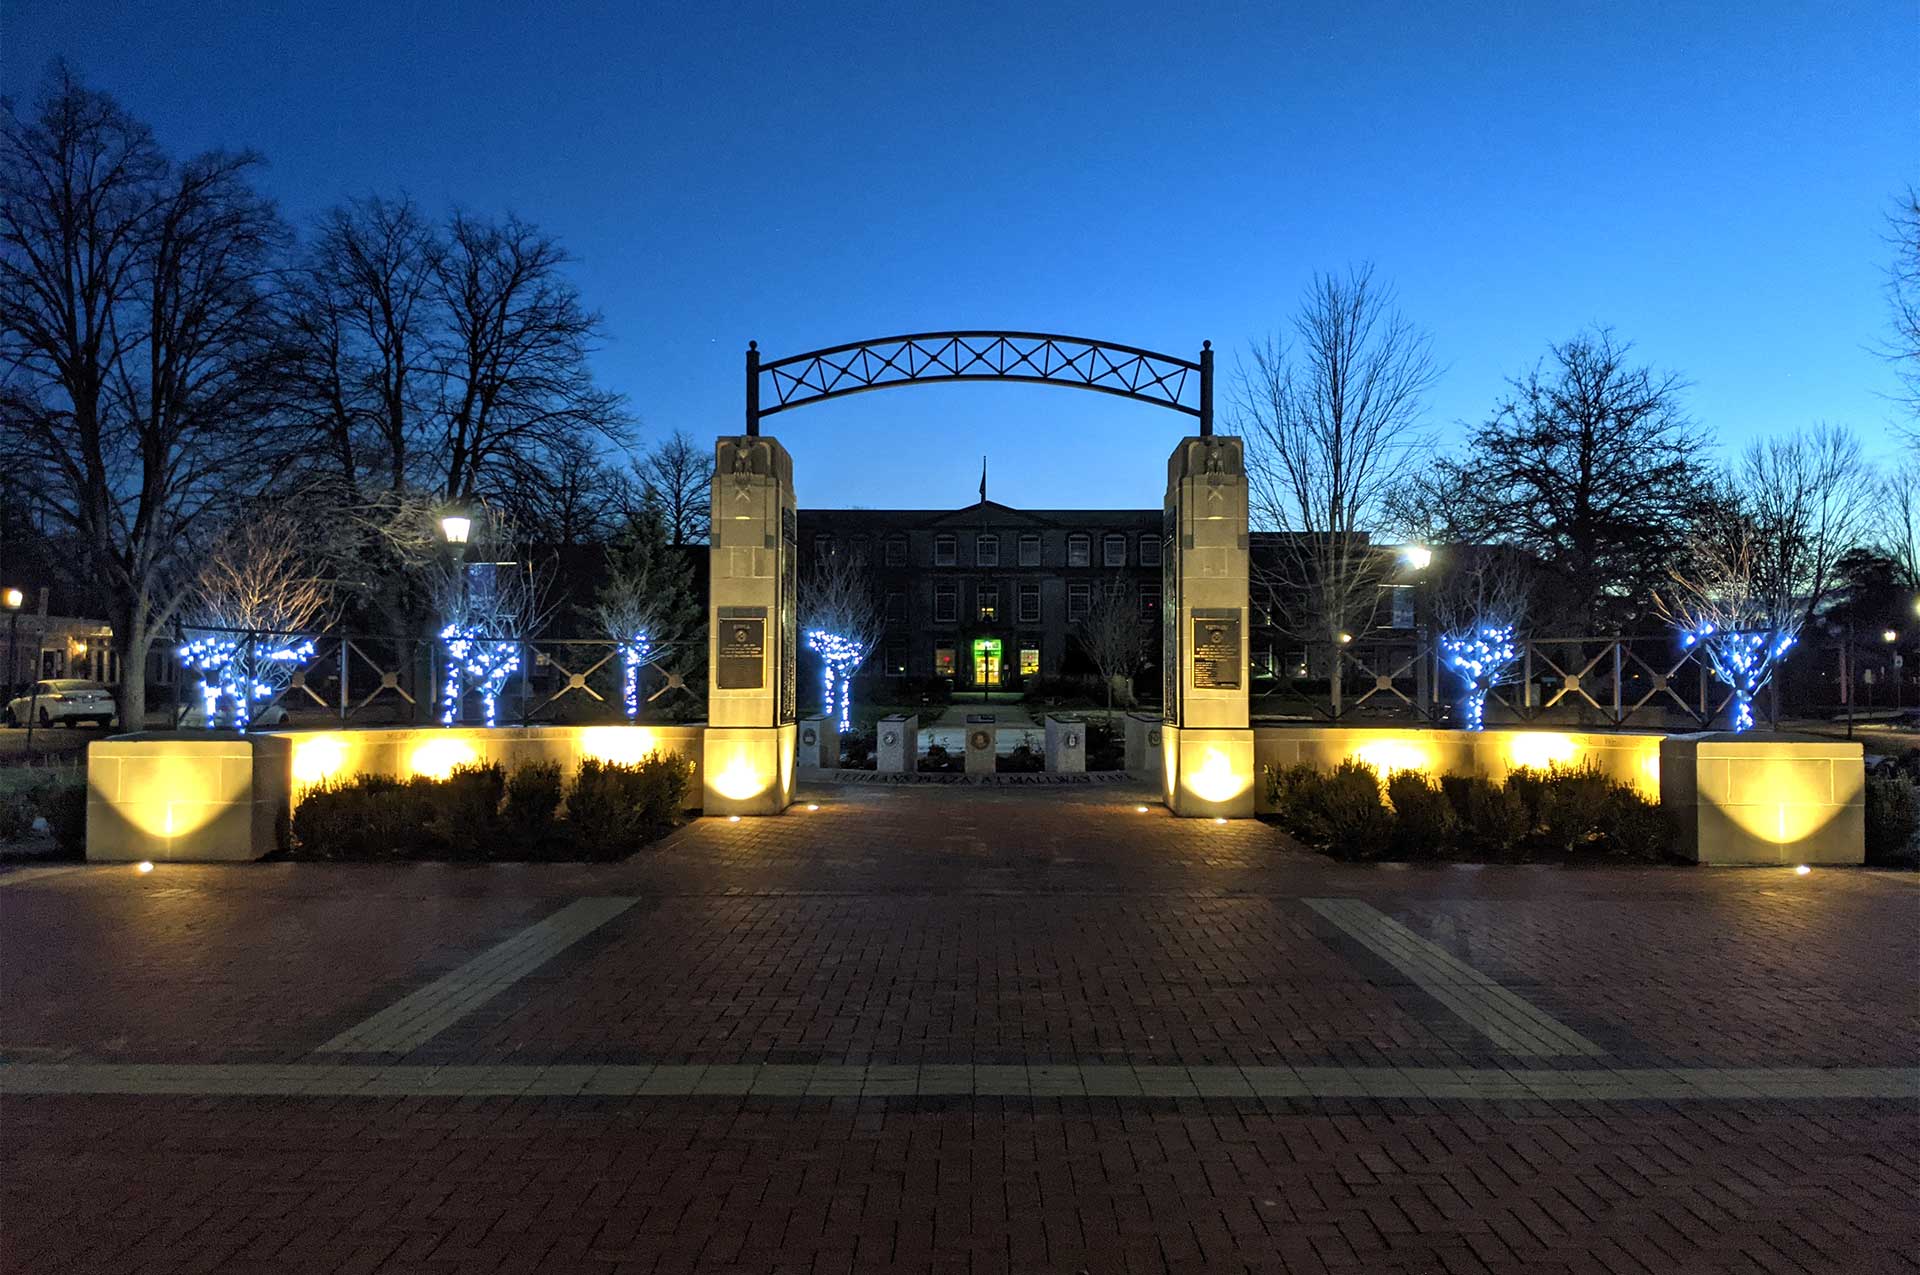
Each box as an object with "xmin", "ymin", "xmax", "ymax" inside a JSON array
[
  {"xmin": 1399, "ymin": 545, "xmax": 1433, "ymax": 571},
  {"xmin": 1886, "ymin": 630, "xmax": 1900, "ymax": 644},
  {"xmin": 439, "ymin": 510, "xmax": 472, "ymax": 546},
  {"xmin": 3, "ymin": 587, "xmax": 20, "ymax": 697}
]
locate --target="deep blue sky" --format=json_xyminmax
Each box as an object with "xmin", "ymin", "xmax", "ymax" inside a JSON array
[{"xmin": 6, "ymin": 1, "xmax": 1913, "ymax": 510}]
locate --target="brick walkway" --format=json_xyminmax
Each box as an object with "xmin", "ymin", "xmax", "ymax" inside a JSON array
[{"xmin": 2, "ymin": 782, "xmax": 1916, "ymax": 1273}]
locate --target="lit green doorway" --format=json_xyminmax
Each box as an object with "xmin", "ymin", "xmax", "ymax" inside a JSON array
[{"xmin": 971, "ymin": 637, "xmax": 1003, "ymax": 687}]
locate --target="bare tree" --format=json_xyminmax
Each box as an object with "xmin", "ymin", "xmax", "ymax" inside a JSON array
[
  {"xmin": 593, "ymin": 506, "xmax": 700, "ymax": 720},
  {"xmin": 1235, "ymin": 266, "xmax": 1436, "ymax": 709},
  {"xmin": 1886, "ymin": 187, "xmax": 1920, "ymax": 419},
  {"xmin": 1431, "ymin": 549, "xmax": 1532, "ymax": 730},
  {"xmin": 433, "ymin": 212, "xmax": 631, "ymax": 503},
  {"xmin": 178, "ymin": 515, "xmax": 332, "ymax": 727},
  {"xmin": 282, "ymin": 194, "xmax": 441, "ymax": 499},
  {"xmin": 1735, "ymin": 423, "xmax": 1875, "ymax": 629},
  {"xmin": 800, "ymin": 547, "xmax": 881, "ymax": 731},
  {"xmin": 1878, "ymin": 456, "xmax": 1920, "ymax": 587},
  {"xmin": 504, "ymin": 436, "xmax": 624, "ymax": 547},
  {"xmin": 0, "ymin": 66, "xmax": 287, "ymax": 727},
  {"xmin": 633, "ymin": 429, "xmax": 712, "ymax": 544},
  {"xmin": 1432, "ymin": 329, "xmax": 1712, "ymax": 631},
  {"xmin": 1074, "ymin": 574, "xmax": 1151, "ymax": 715},
  {"xmin": 1658, "ymin": 498, "xmax": 1802, "ymax": 733}
]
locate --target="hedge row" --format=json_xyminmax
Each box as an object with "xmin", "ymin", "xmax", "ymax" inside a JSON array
[
  {"xmin": 1266, "ymin": 760, "xmax": 1671, "ymax": 862},
  {"xmin": 290, "ymin": 754, "xmax": 694, "ymax": 862}
]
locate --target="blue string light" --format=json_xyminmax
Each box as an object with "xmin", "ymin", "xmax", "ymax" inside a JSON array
[
  {"xmin": 804, "ymin": 629, "xmax": 868, "ymax": 733},
  {"xmin": 1439, "ymin": 624, "xmax": 1519, "ymax": 732},
  {"xmin": 177, "ymin": 634, "xmax": 314, "ymax": 729},
  {"xmin": 617, "ymin": 632, "xmax": 651, "ymax": 721},
  {"xmin": 1680, "ymin": 623, "xmax": 1795, "ymax": 732},
  {"xmin": 439, "ymin": 624, "xmax": 521, "ymax": 728}
]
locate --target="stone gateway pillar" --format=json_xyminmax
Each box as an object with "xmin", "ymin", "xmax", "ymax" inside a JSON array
[
  {"xmin": 702, "ymin": 435, "xmax": 798, "ymax": 815},
  {"xmin": 1161, "ymin": 435, "xmax": 1255, "ymax": 817}
]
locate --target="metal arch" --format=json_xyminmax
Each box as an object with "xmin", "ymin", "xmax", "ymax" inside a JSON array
[{"xmin": 746, "ymin": 330, "xmax": 1215, "ymax": 435}]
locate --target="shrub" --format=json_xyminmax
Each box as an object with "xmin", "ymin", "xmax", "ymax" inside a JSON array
[
  {"xmin": 1266, "ymin": 764, "xmax": 1331, "ymax": 844},
  {"xmin": 1594, "ymin": 784, "xmax": 1670, "ymax": 861},
  {"xmin": 566, "ymin": 753, "xmax": 692, "ymax": 858},
  {"xmin": 1085, "ymin": 720, "xmax": 1125, "ymax": 771},
  {"xmin": 1385, "ymin": 771, "xmax": 1458, "ymax": 860},
  {"xmin": 1527, "ymin": 764, "xmax": 1615, "ymax": 856},
  {"xmin": 1866, "ymin": 774, "xmax": 1920, "ymax": 868},
  {"xmin": 1441, "ymin": 775, "xmax": 1530, "ymax": 860},
  {"xmin": 1317, "ymin": 761, "xmax": 1394, "ymax": 857},
  {"xmin": 429, "ymin": 763, "xmax": 506, "ymax": 859},
  {"xmin": 998, "ymin": 744, "xmax": 1043, "ymax": 773},
  {"xmin": 503, "ymin": 762, "xmax": 564, "ymax": 843},
  {"xmin": 839, "ymin": 731, "xmax": 873, "ymax": 769},
  {"xmin": 919, "ymin": 744, "xmax": 960, "ymax": 773},
  {"xmin": 0, "ymin": 783, "xmax": 41, "ymax": 842},
  {"xmin": 37, "ymin": 778, "xmax": 87, "ymax": 858},
  {"xmin": 291, "ymin": 774, "xmax": 436, "ymax": 860}
]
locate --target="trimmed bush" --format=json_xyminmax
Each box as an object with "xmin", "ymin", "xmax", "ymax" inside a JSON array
[
  {"xmin": 997, "ymin": 744, "xmax": 1044, "ymax": 773},
  {"xmin": 291, "ymin": 775, "xmax": 436, "ymax": 860},
  {"xmin": 504, "ymin": 762, "xmax": 564, "ymax": 843},
  {"xmin": 565, "ymin": 753, "xmax": 693, "ymax": 858},
  {"xmin": 1386, "ymin": 771, "xmax": 1458, "ymax": 860},
  {"xmin": 0, "ymin": 785, "xmax": 40, "ymax": 842},
  {"xmin": 1527, "ymin": 764, "xmax": 1615, "ymax": 855},
  {"xmin": 1866, "ymin": 773, "xmax": 1920, "ymax": 868},
  {"xmin": 431, "ymin": 763, "xmax": 506, "ymax": 859},
  {"xmin": 1440, "ymin": 775, "xmax": 1530, "ymax": 860}
]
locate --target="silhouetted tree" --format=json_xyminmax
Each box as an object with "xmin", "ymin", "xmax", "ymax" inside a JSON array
[
  {"xmin": 633, "ymin": 429, "xmax": 712, "ymax": 545},
  {"xmin": 1235, "ymin": 266, "xmax": 1436, "ymax": 705},
  {"xmin": 1425, "ymin": 329, "xmax": 1711, "ymax": 631},
  {"xmin": 1734, "ymin": 423, "xmax": 1875, "ymax": 630},
  {"xmin": 592, "ymin": 506, "xmax": 701, "ymax": 719},
  {"xmin": 1887, "ymin": 186, "xmax": 1920, "ymax": 419},
  {"xmin": 0, "ymin": 66, "xmax": 287, "ymax": 726},
  {"xmin": 1074, "ymin": 575, "xmax": 1151, "ymax": 714}
]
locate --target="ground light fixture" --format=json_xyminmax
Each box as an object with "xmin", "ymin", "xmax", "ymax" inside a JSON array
[
  {"xmin": 136, "ymin": 862, "xmax": 153, "ymax": 874},
  {"xmin": 1213, "ymin": 816, "xmax": 1227, "ymax": 824},
  {"xmin": 727, "ymin": 815, "xmax": 741, "ymax": 823},
  {"xmin": 1796, "ymin": 864, "xmax": 1811, "ymax": 876},
  {"xmin": 806, "ymin": 803, "xmax": 820, "ymax": 811},
  {"xmin": 1135, "ymin": 805, "xmax": 1150, "ymax": 813}
]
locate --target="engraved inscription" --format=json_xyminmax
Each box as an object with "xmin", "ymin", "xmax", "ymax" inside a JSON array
[
  {"xmin": 717, "ymin": 612, "xmax": 766, "ymax": 690},
  {"xmin": 1191, "ymin": 614, "xmax": 1241, "ymax": 690}
]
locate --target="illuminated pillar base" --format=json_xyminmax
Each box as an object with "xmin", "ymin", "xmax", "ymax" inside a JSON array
[
  {"xmin": 702, "ymin": 725, "xmax": 796, "ymax": 817},
  {"xmin": 86, "ymin": 732, "xmax": 292, "ymax": 862},
  {"xmin": 1659, "ymin": 733, "xmax": 1865, "ymax": 865},
  {"xmin": 1162, "ymin": 725, "xmax": 1256, "ymax": 819}
]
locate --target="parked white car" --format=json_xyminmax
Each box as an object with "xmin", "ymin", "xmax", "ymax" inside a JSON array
[{"xmin": 4, "ymin": 679, "xmax": 118, "ymax": 728}]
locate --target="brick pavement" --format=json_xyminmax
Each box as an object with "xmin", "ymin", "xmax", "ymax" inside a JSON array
[{"xmin": 2, "ymin": 781, "xmax": 1917, "ymax": 1273}]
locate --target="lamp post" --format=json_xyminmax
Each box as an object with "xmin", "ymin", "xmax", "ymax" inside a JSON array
[
  {"xmin": 3, "ymin": 587, "xmax": 20, "ymax": 702},
  {"xmin": 438, "ymin": 504, "xmax": 473, "ymax": 725},
  {"xmin": 1400, "ymin": 546, "xmax": 1433, "ymax": 720}
]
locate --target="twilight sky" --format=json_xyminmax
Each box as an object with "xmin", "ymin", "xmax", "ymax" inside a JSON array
[{"xmin": 5, "ymin": 0, "xmax": 1914, "ymax": 510}]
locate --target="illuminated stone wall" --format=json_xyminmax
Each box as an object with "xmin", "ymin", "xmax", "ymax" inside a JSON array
[
  {"xmin": 1252, "ymin": 726, "xmax": 1665, "ymax": 810},
  {"xmin": 1659, "ymin": 733, "xmax": 1866, "ymax": 865},
  {"xmin": 87, "ymin": 733, "xmax": 292, "ymax": 862}
]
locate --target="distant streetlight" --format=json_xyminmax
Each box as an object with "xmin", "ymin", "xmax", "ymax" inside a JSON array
[
  {"xmin": 1886, "ymin": 629, "xmax": 1900, "ymax": 644},
  {"xmin": 439, "ymin": 511, "xmax": 472, "ymax": 546},
  {"xmin": 3, "ymin": 588, "xmax": 21, "ymax": 610},
  {"xmin": 3, "ymin": 587, "xmax": 20, "ymax": 694},
  {"xmin": 1399, "ymin": 545, "xmax": 1433, "ymax": 571}
]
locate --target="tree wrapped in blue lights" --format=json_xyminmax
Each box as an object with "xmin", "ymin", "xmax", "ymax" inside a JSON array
[
  {"xmin": 1438, "ymin": 624, "xmax": 1519, "ymax": 731},
  {"xmin": 1659, "ymin": 503, "xmax": 1802, "ymax": 733},
  {"xmin": 434, "ymin": 510, "xmax": 547, "ymax": 728},
  {"xmin": 1432, "ymin": 550, "xmax": 1532, "ymax": 731},
  {"xmin": 800, "ymin": 547, "xmax": 882, "ymax": 733},
  {"xmin": 592, "ymin": 507, "xmax": 702, "ymax": 721},
  {"xmin": 177, "ymin": 518, "xmax": 330, "ymax": 729}
]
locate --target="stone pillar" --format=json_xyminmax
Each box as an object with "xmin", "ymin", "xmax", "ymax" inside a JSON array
[
  {"xmin": 964, "ymin": 714, "xmax": 997, "ymax": 776},
  {"xmin": 1123, "ymin": 711, "xmax": 1163, "ymax": 776},
  {"xmin": 1160, "ymin": 435, "xmax": 1255, "ymax": 817},
  {"xmin": 1044, "ymin": 714, "xmax": 1085, "ymax": 773},
  {"xmin": 876, "ymin": 714, "xmax": 917, "ymax": 773},
  {"xmin": 1659, "ymin": 732, "xmax": 1865, "ymax": 864},
  {"xmin": 797, "ymin": 714, "xmax": 838, "ymax": 769},
  {"xmin": 702, "ymin": 435, "xmax": 798, "ymax": 815}
]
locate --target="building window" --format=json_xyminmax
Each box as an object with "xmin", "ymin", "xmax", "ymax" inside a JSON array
[
  {"xmin": 885, "ymin": 643, "xmax": 907, "ymax": 675},
  {"xmin": 934, "ymin": 645, "xmax": 956, "ymax": 678},
  {"xmin": 885, "ymin": 592, "xmax": 907, "ymax": 622},
  {"xmin": 1068, "ymin": 581, "xmax": 1091, "ymax": 622},
  {"xmin": 884, "ymin": 536, "xmax": 907, "ymax": 566},
  {"xmin": 1067, "ymin": 533, "xmax": 1090, "ymax": 567},
  {"xmin": 934, "ymin": 534, "xmax": 957, "ymax": 566},
  {"xmin": 978, "ymin": 587, "xmax": 999, "ymax": 622},
  {"xmin": 1018, "ymin": 533, "xmax": 1041, "ymax": 566},
  {"xmin": 934, "ymin": 584, "xmax": 957, "ymax": 623},
  {"xmin": 1103, "ymin": 533, "xmax": 1127, "ymax": 567},
  {"xmin": 976, "ymin": 534, "xmax": 999, "ymax": 566},
  {"xmin": 1140, "ymin": 535, "xmax": 1161, "ymax": 566},
  {"xmin": 1019, "ymin": 645, "xmax": 1040, "ymax": 677},
  {"xmin": 1017, "ymin": 583, "xmax": 1040, "ymax": 624},
  {"xmin": 1139, "ymin": 585, "xmax": 1161, "ymax": 622}
]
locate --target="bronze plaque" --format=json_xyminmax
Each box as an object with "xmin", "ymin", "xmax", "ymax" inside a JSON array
[
  {"xmin": 717, "ymin": 611, "xmax": 766, "ymax": 690},
  {"xmin": 1191, "ymin": 614, "xmax": 1241, "ymax": 690}
]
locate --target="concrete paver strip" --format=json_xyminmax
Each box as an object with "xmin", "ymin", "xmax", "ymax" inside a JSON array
[
  {"xmin": 315, "ymin": 896, "xmax": 638, "ymax": 1053},
  {"xmin": 1306, "ymin": 896, "xmax": 1606, "ymax": 1056}
]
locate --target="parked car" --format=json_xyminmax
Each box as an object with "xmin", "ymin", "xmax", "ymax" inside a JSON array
[{"xmin": 4, "ymin": 679, "xmax": 118, "ymax": 728}]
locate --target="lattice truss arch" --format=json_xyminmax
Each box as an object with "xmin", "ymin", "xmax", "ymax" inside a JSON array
[{"xmin": 753, "ymin": 331, "xmax": 1210, "ymax": 425}]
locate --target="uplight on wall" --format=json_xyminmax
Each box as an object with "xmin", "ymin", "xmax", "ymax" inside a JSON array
[
  {"xmin": 409, "ymin": 734, "xmax": 480, "ymax": 779},
  {"xmin": 1350, "ymin": 738, "xmax": 1434, "ymax": 777},
  {"xmin": 1507, "ymin": 732, "xmax": 1578, "ymax": 771},
  {"xmin": 292, "ymin": 734, "xmax": 350, "ymax": 787},
  {"xmin": 579, "ymin": 726, "xmax": 659, "ymax": 766},
  {"xmin": 1185, "ymin": 747, "xmax": 1250, "ymax": 803}
]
